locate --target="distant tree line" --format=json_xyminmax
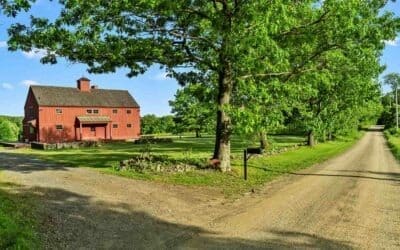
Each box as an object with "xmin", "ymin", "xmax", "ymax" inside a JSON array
[{"xmin": 0, "ymin": 116, "xmax": 22, "ymax": 141}]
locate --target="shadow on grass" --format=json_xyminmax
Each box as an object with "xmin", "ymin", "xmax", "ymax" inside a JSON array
[{"xmin": 0, "ymin": 183, "xmax": 353, "ymax": 249}]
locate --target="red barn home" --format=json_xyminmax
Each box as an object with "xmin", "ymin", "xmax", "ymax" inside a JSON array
[{"xmin": 22, "ymin": 77, "xmax": 141, "ymax": 143}]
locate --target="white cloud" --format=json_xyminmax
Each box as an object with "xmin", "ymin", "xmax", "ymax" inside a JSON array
[
  {"xmin": 1, "ymin": 83, "xmax": 13, "ymax": 90},
  {"xmin": 385, "ymin": 38, "xmax": 399, "ymax": 47},
  {"xmin": 0, "ymin": 41, "xmax": 7, "ymax": 48},
  {"xmin": 22, "ymin": 48, "xmax": 48, "ymax": 59},
  {"xmin": 21, "ymin": 80, "xmax": 44, "ymax": 87}
]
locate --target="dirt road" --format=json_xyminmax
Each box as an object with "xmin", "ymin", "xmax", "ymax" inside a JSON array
[{"xmin": 1, "ymin": 129, "xmax": 400, "ymax": 249}]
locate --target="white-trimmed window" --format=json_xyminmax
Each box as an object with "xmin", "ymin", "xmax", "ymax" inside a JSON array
[
  {"xmin": 127, "ymin": 124, "xmax": 132, "ymax": 128},
  {"xmin": 55, "ymin": 108, "xmax": 62, "ymax": 114},
  {"xmin": 86, "ymin": 109, "xmax": 99, "ymax": 114}
]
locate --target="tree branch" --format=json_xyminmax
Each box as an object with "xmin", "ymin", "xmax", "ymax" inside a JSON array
[{"xmin": 277, "ymin": 10, "xmax": 330, "ymax": 37}]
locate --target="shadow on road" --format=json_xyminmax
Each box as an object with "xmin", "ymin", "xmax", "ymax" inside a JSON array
[
  {"xmin": 0, "ymin": 181, "xmax": 353, "ymax": 249},
  {"xmin": 0, "ymin": 152, "xmax": 69, "ymax": 173},
  {"xmin": 359, "ymin": 125, "xmax": 384, "ymax": 132},
  {"xmin": 255, "ymin": 168, "xmax": 400, "ymax": 183}
]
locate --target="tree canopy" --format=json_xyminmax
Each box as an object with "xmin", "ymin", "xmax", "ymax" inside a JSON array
[{"xmin": 0, "ymin": 116, "xmax": 21, "ymax": 141}]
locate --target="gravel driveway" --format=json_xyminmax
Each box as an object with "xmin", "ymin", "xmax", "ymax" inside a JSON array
[{"xmin": 1, "ymin": 129, "xmax": 399, "ymax": 249}]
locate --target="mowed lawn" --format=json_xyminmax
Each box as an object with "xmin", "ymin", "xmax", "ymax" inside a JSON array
[
  {"xmin": 0, "ymin": 175, "xmax": 40, "ymax": 249},
  {"xmin": 3, "ymin": 134, "xmax": 361, "ymax": 196}
]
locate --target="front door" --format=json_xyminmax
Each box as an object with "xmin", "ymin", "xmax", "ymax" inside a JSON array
[{"xmin": 90, "ymin": 126, "xmax": 96, "ymax": 137}]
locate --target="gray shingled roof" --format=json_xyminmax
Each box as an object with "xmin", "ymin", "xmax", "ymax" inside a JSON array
[{"xmin": 30, "ymin": 85, "xmax": 140, "ymax": 108}]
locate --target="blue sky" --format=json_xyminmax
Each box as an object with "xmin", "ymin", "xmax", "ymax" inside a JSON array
[{"xmin": 0, "ymin": 1, "xmax": 399, "ymax": 117}]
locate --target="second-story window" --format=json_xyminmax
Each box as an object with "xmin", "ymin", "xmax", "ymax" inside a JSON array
[
  {"xmin": 86, "ymin": 109, "xmax": 99, "ymax": 114},
  {"xmin": 127, "ymin": 123, "xmax": 132, "ymax": 128},
  {"xmin": 112, "ymin": 109, "xmax": 118, "ymax": 114},
  {"xmin": 113, "ymin": 124, "xmax": 118, "ymax": 128},
  {"xmin": 127, "ymin": 109, "xmax": 132, "ymax": 114},
  {"xmin": 56, "ymin": 108, "xmax": 62, "ymax": 114}
]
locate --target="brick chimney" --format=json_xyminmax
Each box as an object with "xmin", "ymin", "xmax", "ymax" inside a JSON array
[{"xmin": 77, "ymin": 77, "xmax": 91, "ymax": 92}]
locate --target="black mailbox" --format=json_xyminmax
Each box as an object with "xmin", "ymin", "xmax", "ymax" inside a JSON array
[
  {"xmin": 243, "ymin": 147, "xmax": 264, "ymax": 180},
  {"xmin": 246, "ymin": 147, "xmax": 264, "ymax": 154}
]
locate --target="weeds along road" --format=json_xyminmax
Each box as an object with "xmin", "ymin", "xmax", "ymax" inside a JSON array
[{"xmin": 1, "ymin": 128, "xmax": 400, "ymax": 249}]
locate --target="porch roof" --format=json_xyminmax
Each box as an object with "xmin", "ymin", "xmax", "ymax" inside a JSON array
[
  {"xmin": 26, "ymin": 119, "xmax": 37, "ymax": 128},
  {"xmin": 77, "ymin": 115, "xmax": 111, "ymax": 124}
]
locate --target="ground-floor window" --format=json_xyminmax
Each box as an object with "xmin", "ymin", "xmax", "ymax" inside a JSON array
[
  {"xmin": 90, "ymin": 127, "xmax": 96, "ymax": 132},
  {"xmin": 56, "ymin": 125, "xmax": 63, "ymax": 130}
]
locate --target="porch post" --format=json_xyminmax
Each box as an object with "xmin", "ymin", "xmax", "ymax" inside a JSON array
[
  {"xmin": 109, "ymin": 122, "xmax": 112, "ymax": 140},
  {"xmin": 79, "ymin": 122, "xmax": 83, "ymax": 140},
  {"xmin": 105, "ymin": 123, "xmax": 108, "ymax": 140}
]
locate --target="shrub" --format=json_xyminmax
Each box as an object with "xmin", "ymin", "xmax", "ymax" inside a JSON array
[
  {"xmin": 134, "ymin": 138, "xmax": 173, "ymax": 144},
  {"xmin": 119, "ymin": 154, "xmax": 209, "ymax": 173}
]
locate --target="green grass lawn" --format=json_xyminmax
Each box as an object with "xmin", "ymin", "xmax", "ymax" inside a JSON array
[
  {"xmin": 3, "ymin": 134, "xmax": 361, "ymax": 196},
  {"xmin": 0, "ymin": 174, "xmax": 40, "ymax": 249},
  {"xmin": 384, "ymin": 130, "xmax": 400, "ymax": 160}
]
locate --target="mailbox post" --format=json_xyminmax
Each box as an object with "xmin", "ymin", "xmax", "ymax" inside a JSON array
[{"xmin": 243, "ymin": 147, "xmax": 264, "ymax": 180}]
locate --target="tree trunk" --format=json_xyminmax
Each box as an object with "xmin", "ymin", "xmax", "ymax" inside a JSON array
[
  {"xmin": 307, "ymin": 130, "xmax": 315, "ymax": 147},
  {"xmin": 213, "ymin": 8, "xmax": 233, "ymax": 172},
  {"xmin": 321, "ymin": 130, "xmax": 326, "ymax": 142},
  {"xmin": 213, "ymin": 65, "xmax": 233, "ymax": 172},
  {"xmin": 195, "ymin": 129, "xmax": 200, "ymax": 138},
  {"xmin": 259, "ymin": 131, "xmax": 267, "ymax": 150}
]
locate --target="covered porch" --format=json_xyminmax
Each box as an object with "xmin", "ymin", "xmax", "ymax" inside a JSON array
[
  {"xmin": 76, "ymin": 116, "xmax": 112, "ymax": 141},
  {"xmin": 24, "ymin": 119, "xmax": 38, "ymax": 142}
]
